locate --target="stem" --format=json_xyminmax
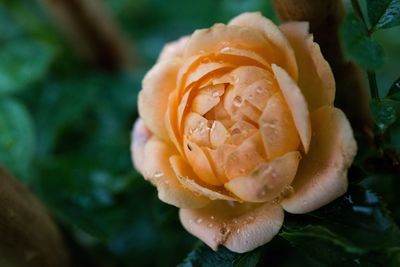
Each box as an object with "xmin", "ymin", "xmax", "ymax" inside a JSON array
[
  {"xmin": 0, "ymin": 167, "xmax": 71, "ymax": 266},
  {"xmin": 39, "ymin": 0, "xmax": 133, "ymax": 70},
  {"xmin": 367, "ymin": 71, "xmax": 380, "ymax": 100}
]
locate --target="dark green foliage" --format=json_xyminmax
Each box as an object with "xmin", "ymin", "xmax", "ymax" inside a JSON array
[
  {"xmin": 366, "ymin": 0, "xmax": 400, "ymax": 30},
  {"xmin": 340, "ymin": 12, "xmax": 384, "ymax": 70},
  {"xmin": 179, "ymin": 243, "xmax": 262, "ymax": 267},
  {"xmin": 0, "ymin": 40, "xmax": 55, "ymax": 94},
  {"xmin": 370, "ymin": 99, "xmax": 399, "ymax": 130},
  {"xmin": 0, "ymin": 97, "xmax": 34, "ymax": 179}
]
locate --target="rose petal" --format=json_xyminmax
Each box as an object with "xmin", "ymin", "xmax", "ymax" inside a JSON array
[
  {"xmin": 184, "ymin": 112, "xmax": 210, "ymax": 146},
  {"xmin": 184, "ymin": 137, "xmax": 222, "ymax": 186},
  {"xmin": 281, "ymin": 106, "xmax": 357, "ymax": 214},
  {"xmin": 240, "ymin": 79, "xmax": 276, "ymax": 111},
  {"xmin": 229, "ymin": 12, "xmax": 298, "ymax": 80},
  {"xmin": 228, "ymin": 121, "xmax": 257, "ymax": 145},
  {"xmin": 218, "ymin": 47, "xmax": 271, "ymax": 70},
  {"xmin": 184, "ymin": 23, "xmax": 275, "ymax": 64},
  {"xmin": 210, "ymin": 121, "xmax": 228, "ymax": 148},
  {"xmin": 192, "ymin": 84, "xmax": 225, "ymax": 116},
  {"xmin": 158, "ymin": 36, "xmax": 190, "ymax": 62},
  {"xmin": 170, "ymin": 155, "xmax": 237, "ymax": 201},
  {"xmin": 140, "ymin": 136, "xmax": 209, "ymax": 208},
  {"xmin": 225, "ymin": 152, "xmax": 301, "ymax": 202},
  {"xmin": 139, "ymin": 58, "xmax": 181, "ymax": 140},
  {"xmin": 180, "ymin": 201, "xmax": 284, "ymax": 253},
  {"xmin": 131, "ymin": 119, "xmax": 152, "ymax": 175},
  {"xmin": 239, "ymin": 101, "xmax": 262, "ymax": 123},
  {"xmin": 259, "ymin": 92, "xmax": 300, "ymax": 159},
  {"xmin": 186, "ymin": 62, "xmax": 233, "ymax": 87},
  {"xmin": 206, "ymin": 144, "xmax": 236, "ymax": 182},
  {"xmin": 225, "ymin": 133, "xmax": 266, "ymax": 180},
  {"xmin": 280, "ymin": 22, "xmax": 335, "ymax": 110},
  {"xmin": 192, "ymin": 93, "xmax": 220, "ymax": 116},
  {"xmin": 272, "ymin": 64, "xmax": 311, "ymax": 153}
]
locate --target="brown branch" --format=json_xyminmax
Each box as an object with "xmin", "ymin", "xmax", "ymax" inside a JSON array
[
  {"xmin": 272, "ymin": 0, "xmax": 373, "ymax": 135},
  {"xmin": 39, "ymin": 0, "xmax": 133, "ymax": 70},
  {"xmin": 0, "ymin": 167, "xmax": 71, "ymax": 267}
]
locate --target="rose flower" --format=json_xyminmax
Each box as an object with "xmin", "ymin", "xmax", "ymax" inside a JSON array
[{"xmin": 131, "ymin": 12, "xmax": 357, "ymax": 253}]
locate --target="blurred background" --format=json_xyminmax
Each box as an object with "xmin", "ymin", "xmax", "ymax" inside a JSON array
[{"xmin": 0, "ymin": 0, "xmax": 399, "ymax": 266}]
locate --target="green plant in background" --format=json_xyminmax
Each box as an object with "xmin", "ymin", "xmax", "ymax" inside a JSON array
[{"xmin": 0, "ymin": 0, "xmax": 399, "ymax": 266}]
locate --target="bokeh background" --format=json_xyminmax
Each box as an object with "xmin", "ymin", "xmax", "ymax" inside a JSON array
[{"xmin": 0, "ymin": 0, "xmax": 399, "ymax": 266}]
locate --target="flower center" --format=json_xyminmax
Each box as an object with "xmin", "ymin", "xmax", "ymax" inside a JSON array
[{"xmin": 179, "ymin": 62, "xmax": 301, "ymax": 186}]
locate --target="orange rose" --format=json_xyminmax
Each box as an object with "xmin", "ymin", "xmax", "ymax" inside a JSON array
[{"xmin": 131, "ymin": 12, "xmax": 357, "ymax": 253}]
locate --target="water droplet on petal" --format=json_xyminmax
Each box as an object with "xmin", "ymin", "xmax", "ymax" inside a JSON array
[
  {"xmin": 231, "ymin": 128, "xmax": 241, "ymax": 135},
  {"xmin": 208, "ymin": 223, "xmax": 213, "ymax": 228},
  {"xmin": 233, "ymin": 96, "xmax": 243, "ymax": 107},
  {"xmin": 281, "ymin": 185, "xmax": 294, "ymax": 198},
  {"xmin": 210, "ymin": 216, "xmax": 215, "ymax": 220},
  {"xmin": 196, "ymin": 218, "xmax": 203, "ymax": 224},
  {"xmin": 154, "ymin": 171, "xmax": 164, "ymax": 178},
  {"xmin": 220, "ymin": 47, "xmax": 231, "ymax": 53}
]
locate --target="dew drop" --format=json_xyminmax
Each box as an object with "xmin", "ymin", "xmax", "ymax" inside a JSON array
[
  {"xmin": 220, "ymin": 47, "xmax": 232, "ymax": 53},
  {"xmin": 236, "ymin": 229, "xmax": 241, "ymax": 234},
  {"xmin": 272, "ymin": 197, "xmax": 281, "ymax": 204},
  {"xmin": 281, "ymin": 185, "xmax": 294, "ymax": 198},
  {"xmin": 210, "ymin": 215, "xmax": 215, "ymax": 220},
  {"xmin": 207, "ymin": 120, "xmax": 214, "ymax": 129},
  {"xmin": 220, "ymin": 227, "xmax": 229, "ymax": 235},
  {"xmin": 208, "ymin": 223, "xmax": 213, "ymax": 228},
  {"xmin": 239, "ymin": 168, "xmax": 246, "ymax": 174},
  {"xmin": 196, "ymin": 218, "xmax": 203, "ymax": 224},
  {"xmin": 212, "ymin": 90, "xmax": 220, "ymax": 97},
  {"xmin": 231, "ymin": 128, "xmax": 241, "ymax": 135},
  {"xmin": 233, "ymin": 96, "xmax": 243, "ymax": 107},
  {"xmin": 154, "ymin": 171, "xmax": 164, "ymax": 178}
]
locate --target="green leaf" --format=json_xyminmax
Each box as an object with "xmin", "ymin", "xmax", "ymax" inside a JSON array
[
  {"xmin": 0, "ymin": 4, "xmax": 23, "ymax": 41},
  {"xmin": 0, "ymin": 98, "xmax": 35, "ymax": 179},
  {"xmin": 367, "ymin": 0, "xmax": 400, "ymax": 30},
  {"xmin": 0, "ymin": 39, "xmax": 55, "ymax": 94},
  {"xmin": 281, "ymin": 225, "xmax": 364, "ymax": 267},
  {"xmin": 282, "ymin": 187, "xmax": 400, "ymax": 266},
  {"xmin": 32, "ymin": 78, "xmax": 97, "ymax": 156},
  {"xmin": 388, "ymin": 77, "xmax": 400, "ymax": 100},
  {"xmin": 341, "ymin": 13, "xmax": 384, "ymax": 70},
  {"xmin": 370, "ymin": 98, "xmax": 400, "ymax": 130},
  {"xmin": 179, "ymin": 243, "xmax": 262, "ymax": 267}
]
